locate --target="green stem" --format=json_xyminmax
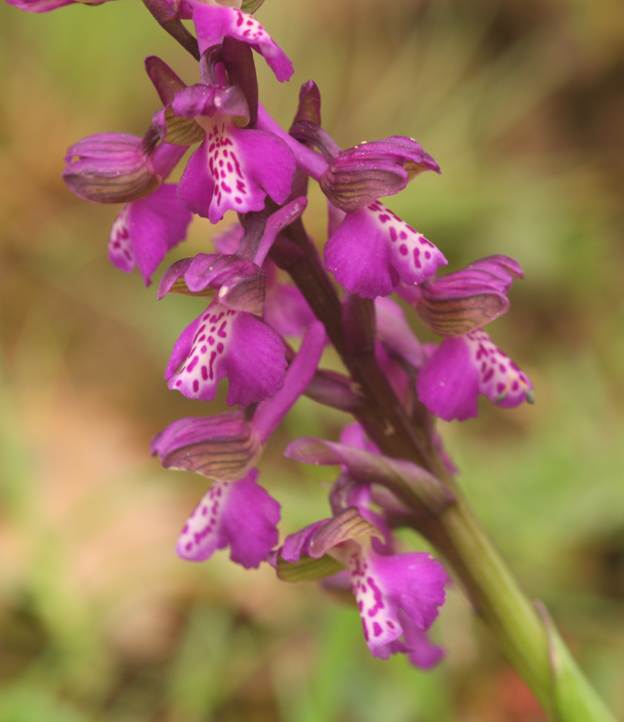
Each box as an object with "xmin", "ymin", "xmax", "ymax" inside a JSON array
[{"xmin": 422, "ymin": 495, "xmax": 616, "ymax": 722}]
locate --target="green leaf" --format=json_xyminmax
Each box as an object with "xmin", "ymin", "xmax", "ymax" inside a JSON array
[
  {"xmin": 276, "ymin": 553, "xmax": 343, "ymax": 583},
  {"xmin": 538, "ymin": 603, "xmax": 617, "ymax": 722}
]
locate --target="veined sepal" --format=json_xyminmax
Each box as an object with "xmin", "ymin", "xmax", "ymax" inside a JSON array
[
  {"xmin": 159, "ymin": 253, "xmax": 266, "ymax": 316},
  {"xmin": 276, "ymin": 508, "xmax": 383, "ymax": 582},
  {"xmin": 415, "ymin": 255, "xmax": 524, "ymax": 336},
  {"xmin": 152, "ymin": 411, "xmax": 260, "ymax": 481},
  {"xmin": 63, "ymin": 133, "xmax": 159, "ymax": 204}
]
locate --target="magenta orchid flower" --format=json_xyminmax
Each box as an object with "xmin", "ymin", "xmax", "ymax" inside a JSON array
[
  {"xmin": 160, "ymin": 253, "xmax": 286, "ymax": 405},
  {"xmin": 321, "ymin": 137, "xmax": 446, "ymax": 298},
  {"xmin": 108, "ymin": 184, "xmax": 192, "ymax": 285},
  {"xmin": 408, "ymin": 255, "xmax": 533, "ymax": 420},
  {"xmin": 172, "ymin": 83, "xmax": 296, "ymax": 223},
  {"xmin": 187, "ymin": 2, "xmax": 294, "ymax": 82},
  {"xmin": 325, "ymin": 199, "xmax": 447, "ymax": 298},
  {"xmin": 279, "ymin": 510, "xmax": 448, "ymax": 668},
  {"xmin": 153, "ymin": 322, "xmax": 326, "ymax": 567},
  {"xmin": 64, "ymin": 133, "xmax": 191, "ymax": 284},
  {"xmin": 174, "ymin": 469, "xmax": 280, "ymax": 568}
]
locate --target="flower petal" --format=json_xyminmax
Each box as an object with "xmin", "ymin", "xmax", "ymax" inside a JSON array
[
  {"xmin": 325, "ymin": 208, "xmax": 396, "ymax": 298},
  {"xmin": 325, "ymin": 203, "xmax": 446, "ymax": 297},
  {"xmin": 369, "ymin": 201, "xmax": 447, "ymax": 286},
  {"xmin": 349, "ymin": 549, "xmax": 448, "ymax": 666},
  {"xmin": 177, "ymin": 141, "xmax": 214, "ymax": 217},
  {"xmin": 417, "ymin": 331, "xmax": 533, "ymax": 421},
  {"xmin": 224, "ymin": 309, "xmax": 286, "ymax": 405},
  {"xmin": 166, "ymin": 303, "xmax": 285, "ymax": 405},
  {"xmin": 177, "ymin": 470, "xmax": 280, "ymax": 568},
  {"xmin": 225, "ymin": 127, "xmax": 296, "ymax": 218},
  {"xmin": 468, "ymin": 330, "xmax": 533, "ymax": 409},
  {"xmin": 108, "ymin": 184, "xmax": 191, "ymax": 285},
  {"xmin": 416, "ymin": 336, "xmax": 479, "ymax": 421},
  {"xmin": 182, "ymin": 126, "xmax": 295, "ymax": 223}
]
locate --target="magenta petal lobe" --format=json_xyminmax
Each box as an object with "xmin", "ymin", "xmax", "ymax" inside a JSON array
[
  {"xmin": 177, "ymin": 470, "xmax": 280, "ymax": 569},
  {"xmin": 417, "ymin": 331, "xmax": 533, "ymax": 421}
]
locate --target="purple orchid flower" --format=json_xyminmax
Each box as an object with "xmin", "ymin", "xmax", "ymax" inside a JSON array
[
  {"xmin": 107, "ymin": 144, "xmax": 192, "ymax": 285},
  {"xmin": 185, "ymin": 1, "xmax": 294, "ymax": 82},
  {"xmin": 161, "ymin": 254, "xmax": 285, "ymax": 405},
  {"xmin": 64, "ymin": 131, "xmax": 192, "ymax": 284},
  {"xmin": 321, "ymin": 136, "xmax": 445, "ymax": 298},
  {"xmin": 279, "ymin": 509, "xmax": 448, "ymax": 668},
  {"xmin": 174, "ymin": 469, "xmax": 280, "ymax": 567},
  {"xmin": 153, "ymin": 322, "xmax": 326, "ymax": 567},
  {"xmin": 108, "ymin": 184, "xmax": 192, "ymax": 285},
  {"xmin": 404, "ymin": 255, "xmax": 532, "ymax": 420},
  {"xmin": 417, "ymin": 329, "xmax": 533, "ymax": 421},
  {"xmin": 259, "ymin": 99, "xmax": 447, "ymax": 299},
  {"xmin": 6, "ymin": 0, "xmax": 109, "ymax": 10},
  {"xmin": 172, "ymin": 83, "xmax": 296, "ymax": 223}
]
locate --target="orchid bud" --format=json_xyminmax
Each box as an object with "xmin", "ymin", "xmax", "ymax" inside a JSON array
[{"xmin": 63, "ymin": 133, "xmax": 160, "ymax": 204}]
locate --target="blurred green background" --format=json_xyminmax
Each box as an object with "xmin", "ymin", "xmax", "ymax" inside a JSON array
[{"xmin": 1, "ymin": 1, "xmax": 623, "ymax": 720}]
